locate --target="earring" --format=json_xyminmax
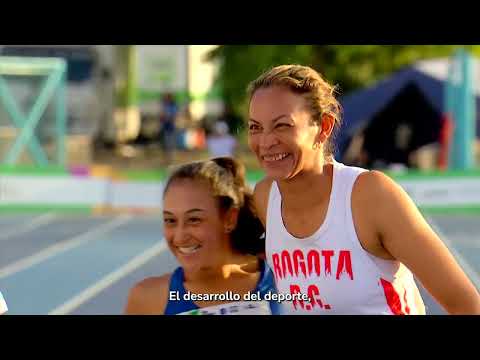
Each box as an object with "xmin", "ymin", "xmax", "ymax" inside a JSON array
[{"xmin": 312, "ymin": 142, "xmax": 320, "ymax": 150}]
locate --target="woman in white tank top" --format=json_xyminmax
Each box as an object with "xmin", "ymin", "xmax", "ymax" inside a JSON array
[{"xmin": 246, "ymin": 65, "xmax": 480, "ymax": 315}]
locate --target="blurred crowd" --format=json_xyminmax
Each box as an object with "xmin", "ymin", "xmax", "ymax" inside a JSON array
[{"xmin": 131, "ymin": 93, "xmax": 242, "ymax": 165}]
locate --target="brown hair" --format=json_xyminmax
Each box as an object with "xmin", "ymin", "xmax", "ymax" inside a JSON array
[
  {"xmin": 163, "ymin": 157, "xmax": 264, "ymax": 255},
  {"xmin": 247, "ymin": 64, "xmax": 342, "ymax": 159}
]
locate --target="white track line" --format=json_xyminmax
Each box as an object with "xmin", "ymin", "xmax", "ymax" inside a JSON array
[
  {"xmin": 0, "ymin": 213, "xmax": 59, "ymax": 242},
  {"xmin": 48, "ymin": 240, "xmax": 168, "ymax": 315},
  {"xmin": 428, "ymin": 216, "xmax": 480, "ymax": 291},
  {"xmin": 0, "ymin": 215, "xmax": 132, "ymax": 279}
]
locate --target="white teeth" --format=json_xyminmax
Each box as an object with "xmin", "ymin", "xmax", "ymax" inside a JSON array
[
  {"xmin": 177, "ymin": 245, "xmax": 201, "ymax": 254},
  {"xmin": 263, "ymin": 153, "xmax": 288, "ymax": 161}
]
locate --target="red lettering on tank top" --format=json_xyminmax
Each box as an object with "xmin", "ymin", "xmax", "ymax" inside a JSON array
[
  {"xmin": 307, "ymin": 250, "xmax": 321, "ymax": 277},
  {"xmin": 322, "ymin": 250, "xmax": 334, "ymax": 276},
  {"xmin": 281, "ymin": 250, "xmax": 293, "ymax": 278},
  {"xmin": 307, "ymin": 284, "xmax": 323, "ymax": 309},
  {"xmin": 271, "ymin": 253, "xmax": 282, "ymax": 280},
  {"xmin": 290, "ymin": 284, "xmax": 304, "ymax": 310},
  {"xmin": 380, "ymin": 278, "xmax": 406, "ymax": 315},
  {"xmin": 336, "ymin": 250, "xmax": 354, "ymax": 280},
  {"xmin": 403, "ymin": 288, "xmax": 411, "ymax": 314},
  {"xmin": 292, "ymin": 250, "xmax": 307, "ymax": 278}
]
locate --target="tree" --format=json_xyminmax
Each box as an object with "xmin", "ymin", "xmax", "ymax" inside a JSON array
[{"xmin": 206, "ymin": 45, "xmax": 315, "ymax": 117}]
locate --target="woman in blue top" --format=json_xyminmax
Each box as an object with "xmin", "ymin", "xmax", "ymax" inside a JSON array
[{"xmin": 125, "ymin": 157, "xmax": 279, "ymax": 315}]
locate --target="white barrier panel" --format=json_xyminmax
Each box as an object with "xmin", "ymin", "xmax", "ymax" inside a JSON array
[
  {"xmin": 108, "ymin": 181, "xmax": 164, "ymax": 208},
  {"xmin": 0, "ymin": 175, "xmax": 107, "ymax": 206},
  {"xmin": 398, "ymin": 178, "xmax": 480, "ymax": 206},
  {"xmin": 1, "ymin": 174, "xmax": 479, "ymax": 210}
]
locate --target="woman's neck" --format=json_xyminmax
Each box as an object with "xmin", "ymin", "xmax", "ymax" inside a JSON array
[{"xmin": 278, "ymin": 162, "xmax": 334, "ymax": 209}]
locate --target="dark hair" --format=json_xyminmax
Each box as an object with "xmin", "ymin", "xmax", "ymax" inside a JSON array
[
  {"xmin": 163, "ymin": 157, "xmax": 264, "ymax": 256},
  {"xmin": 247, "ymin": 64, "xmax": 342, "ymax": 160}
]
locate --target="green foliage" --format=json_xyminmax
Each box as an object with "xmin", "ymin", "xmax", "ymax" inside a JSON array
[
  {"xmin": 206, "ymin": 45, "xmax": 315, "ymax": 116},
  {"xmin": 115, "ymin": 46, "xmax": 138, "ymax": 107}
]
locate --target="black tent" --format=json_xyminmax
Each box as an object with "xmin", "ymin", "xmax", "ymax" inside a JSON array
[{"xmin": 336, "ymin": 58, "xmax": 480, "ymax": 167}]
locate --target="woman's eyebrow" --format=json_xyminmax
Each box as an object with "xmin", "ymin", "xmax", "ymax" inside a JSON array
[
  {"xmin": 186, "ymin": 209, "xmax": 205, "ymax": 214},
  {"xmin": 163, "ymin": 209, "xmax": 205, "ymax": 216},
  {"xmin": 249, "ymin": 114, "xmax": 289, "ymax": 123}
]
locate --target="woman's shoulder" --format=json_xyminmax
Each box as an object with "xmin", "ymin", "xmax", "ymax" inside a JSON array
[
  {"xmin": 353, "ymin": 170, "xmax": 404, "ymax": 203},
  {"xmin": 352, "ymin": 169, "xmax": 419, "ymax": 237},
  {"xmin": 253, "ymin": 177, "xmax": 274, "ymax": 225},
  {"xmin": 254, "ymin": 177, "xmax": 274, "ymax": 199},
  {"xmin": 125, "ymin": 273, "xmax": 172, "ymax": 315},
  {"xmin": 135, "ymin": 274, "xmax": 172, "ymax": 291}
]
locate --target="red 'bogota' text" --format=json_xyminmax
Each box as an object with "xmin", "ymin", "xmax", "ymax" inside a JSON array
[{"xmin": 271, "ymin": 249, "xmax": 354, "ymax": 311}]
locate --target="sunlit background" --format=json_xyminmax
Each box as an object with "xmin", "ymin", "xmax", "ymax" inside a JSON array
[{"xmin": 0, "ymin": 45, "xmax": 478, "ymax": 315}]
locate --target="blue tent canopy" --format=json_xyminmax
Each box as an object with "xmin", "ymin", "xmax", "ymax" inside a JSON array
[{"xmin": 336, "ymin": 58, "xmax": 480, "ymax": 158}]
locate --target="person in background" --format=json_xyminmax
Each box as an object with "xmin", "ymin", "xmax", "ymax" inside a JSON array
[
  {"xmin": 159, "ymin": 93, "xmax": 178, "ymax": 165},
  {"xmin": 219, "ymin": 103, "xmax": 243, "ymax": 136},
  {"xmin": 207, "ymin": 121, "xmax": 238, "ymax": 158}
]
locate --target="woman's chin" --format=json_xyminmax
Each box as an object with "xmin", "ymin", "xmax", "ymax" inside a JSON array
[
  {"xmin": 181, "ymin": 261, "xmax": 203, "ymax": 274},
  {"xmin": 177, "ymin": 254, "xmax": 203, "ymax": 271},
  {"xmin": 261, "ymin": 155, "xmax": 294, "ymax": 179}
]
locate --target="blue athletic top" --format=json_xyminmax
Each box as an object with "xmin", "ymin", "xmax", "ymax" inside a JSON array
[{"xmin": 164, "ymin": 260, "xmax": 280, "ymax": 315}]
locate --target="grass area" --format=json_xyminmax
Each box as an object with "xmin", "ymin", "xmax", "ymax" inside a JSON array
[{"xmin": 0, "ymin": 165, "xmax": 68, "ymax": 176}]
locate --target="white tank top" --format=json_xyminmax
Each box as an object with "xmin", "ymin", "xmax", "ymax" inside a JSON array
[
  {"xmin": 265, "ymin": 161, "xmax": 425, "ymax": 315},
  {"xmin": 0, "ymin": 291, "xmax": 7, "ymax": 315}
]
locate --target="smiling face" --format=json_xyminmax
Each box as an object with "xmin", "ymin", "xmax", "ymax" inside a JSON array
[
  {"xmin": 163, "ymin": 178, "xmax": 236, "ymax": 272},
  {"xmin": 248, "ymin": 85, "xmax": 325, "ymax": 180}
]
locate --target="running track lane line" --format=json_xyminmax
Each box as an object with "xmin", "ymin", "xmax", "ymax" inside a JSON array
[
  {"xmin": 48, "ymin": 240, "xmax": 169, "ymax": 315},
  {"xmin": 427, "ymin": 216, "xmax": 480, "ymax": 291},
  {"xmin": 0, "ymin": 213, "xmax": 58, "ymax": 242},
  {"xmin": 0, "ymin": 215, "xmax": 132, "ymax": 279}
]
